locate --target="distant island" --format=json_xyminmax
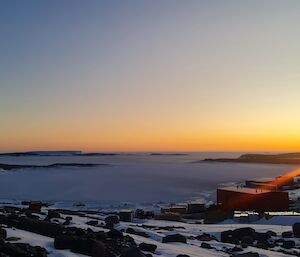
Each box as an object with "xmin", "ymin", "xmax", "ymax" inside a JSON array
[
  {"xmin": 150, "ymin": 153, "xmax": 188, "ymax": 156},
  {"xmin": 0, "ymin": 163, "xmax": 108, "ymax": 171},
  {"xmin": 202, "ymin": 152, "xmax": 300, "ymax": 165},
  {"xmin": 0, "ymin": 151, "xmax": 120, "ymax": 157}
]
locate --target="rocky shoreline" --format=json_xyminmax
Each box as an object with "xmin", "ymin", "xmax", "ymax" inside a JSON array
[
  {"xmin": 0, "ymin": 203, "xmax": 299, "ymax": 257},
  {"xmin": 202, "ymin": 152, "xmax": 300, "ymax": 165}
]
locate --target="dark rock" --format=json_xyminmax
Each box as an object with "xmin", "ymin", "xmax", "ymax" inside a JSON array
[
  {"xmin": 282, "ymin": 231, "xmax": 293, "ymax": 238},
  {"xmin": 139, "ymin": 242, "xmax": 157, "ymax": 253},
  {"xmin": 54, "ymin": 235, "xmax": 78, "ymax": 250},
  {"xmin": 220, "ymin": 230, "xmax": 239, "ymax": 244},
  {"xmin": 126, "ymin": 228, "xmax": 149, "ymax": 238},
  {"xmin": 70, "ymin": 238, "xmax": 95, "ymax": 255},
  {"xmin": 241, "ymin": 243, "xmax": 248, "ymax": 248},
  {"xmin": 66, "ymin": 216, "xmax": 72, "ymax": 221},
  {"xmin": 107, "ymin": 229, "xmax": 123, "ymax": 238},
  {"xmin": 6, "ymin": 237, "xmax": 21, "ymax": 242},
  {"xmin": 75, "ymin": 228, "xmax": 86, "ymax": 236},
  {"xmin": 105, "ymin": 215, "xmax": 119, "ymax": 229},
  {"xmin": 62, "ymin": 220, "xmax": 71, "ymax": 226},
  {"xmin": 276, "ymin": 238, "xmax": 285, "ymax": 243},
  {"xmin": 200, "ymin": 242, "xmax": 213, "ymax": 249},
  {"xmin": 162, "ymin": 234, "xmax": 187, "ymax": 244},
  {"xmin": 2, "ymin": 217, "xmax": 63, "ymax": 238},
  {"xmin": 54, "ymin": 235, "xmax": 103, "ymax": 256},
  {"xmin": 241, "ymin": 236, "xmax": 254, "ymax": 246},
  {"xmin": 0, "ymin": 229, "xmax": 7, "ymax": 240},
  {"xmin": 256, "ymin": 242, "xmax": 268, "ymax": 249},
  {"xmin": 293, "ymin": 223, "xmax": 300, "ymax": 237},
  {"xmin": 91, "ymin": 240, "xmax": 105, "ymax": 257},
  {"xmin": 95, "ymin": 231, "xmax": 107, "ymax": 241},
  {"xmin": 233, "ymin": 227, "xmax": 255, "ymax": 238},
  {"xmin": 254, "ymin": 232, "xmax": 270, "ymax": 243},
  {"xmin": 233, "ymin": 253, "xmax": 259, "ymax": 257},
  {"xmin": 120, "ymin": 247, "xmax": 146, "ymax": 257},
  {"xmin": 0, "ymin": 241, "xmax": 48, "ymax": 257},
  {"xmin": 176, "ymin": 255, "xmax": 190, "ymax": 257},
  {"xmin": 222, "ymin": 228, "xmax": 257, "ymax": 245},
  {"xmin": 47, "ymin": 210, "xmax": 60, "ymax": 219},
  {"xmin": 63, "ymin": 216, "xmax": 72, "ymax": 225},
  {"xmin": 196, "ymin": 233, "xmax": 216, "ymax": 241},
  {"xmin": 86, "ymin": 220, "xmax": 98, "ymax": 226},
  {"xmin": 231, "ymin": 246, "xmax": 243, "ymax": 252},
  {"xmin": 266, "ymin": 230, "xmax": 276, "ymax": 237},
  {"xmin": 282, "ymin": 240, "xmax": 295, "ymax": 249}
]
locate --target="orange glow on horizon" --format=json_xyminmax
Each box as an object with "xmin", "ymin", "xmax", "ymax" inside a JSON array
[{"xmin": 259, "ymin": 168, "xmax": 300, "ymax": 190}]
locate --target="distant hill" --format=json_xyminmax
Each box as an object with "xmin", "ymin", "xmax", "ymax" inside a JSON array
[
  {"xmin": 202, "ymin": 152, "xmax": 300, "ymax": 165},
  {"xmin": 0, "ymin": 151, "xmax": 82, "ymax": 157},
  {"xmin": 0, "ymin": 151, "xmax": 120, "ymax": 157},
  {"xmin": 0, "ymin": 163, "xmax": 108, "ymax": 171}
]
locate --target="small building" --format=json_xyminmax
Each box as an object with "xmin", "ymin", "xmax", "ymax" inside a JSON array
[
  {"xmin": 187, "ymin": 202, "xmax": 206, "ymax": 214},
  {"xmin": 245, "ymin": 177, "xmax": 276, "ymax": 190},
  {"xmin": 217, "ymin": 186, "xmax": 289, "ymax": 212},
  {"xmin": 154, "ymin": 212, "xmax": 181, "ymax": 222},
  {"xmin": 161, "ymin": 205, "xmax": 187, "ymax": 214},
  {"xmin": 28, "ymin": 201, "xmax": 42, "ymax": 212},
  {"xmin": 119, "ymin": 210, "xmax": 134, "ymax": 222}
]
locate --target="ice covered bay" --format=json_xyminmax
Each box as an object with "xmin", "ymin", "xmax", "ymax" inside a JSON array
[{"xmin": 0, "ymin": 152, "xmax": 294, "ymax": 205}]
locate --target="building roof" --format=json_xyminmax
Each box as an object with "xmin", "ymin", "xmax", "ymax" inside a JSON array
[
  {"xmin": 218, "ymin": 186, "xmax": 271, "ymax": 194},
  {"xmin": 246, "ymin": 177, "xmax": 275, "ymax": 183}
]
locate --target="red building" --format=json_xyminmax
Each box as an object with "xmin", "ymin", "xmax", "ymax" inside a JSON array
[{"xmin": 217, "ymin": 186, "xmax": 289, "ymax": 212}]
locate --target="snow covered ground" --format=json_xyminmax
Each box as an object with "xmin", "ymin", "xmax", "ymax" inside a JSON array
[{"xmin": 2, "ymin": 206, "xmax": 298, "ymax": 257}]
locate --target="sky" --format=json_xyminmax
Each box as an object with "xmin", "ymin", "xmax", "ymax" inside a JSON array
[{"xmin": 1, "ymin": 0, "xmax": 300, "ymax": 152}]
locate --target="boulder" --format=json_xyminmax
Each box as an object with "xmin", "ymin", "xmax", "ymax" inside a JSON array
[
  {"xmin": 220, "ymin": 230, "xmax": 239, "ymax": 244},
  {"xmin": 162, "ymin": 234, "xmax": 187, "ymax": 244},
  {"xmin": 232, "ymin": 227, "xmax": 255, "ymax": 238},
  {"xmin": 221, "ymin": 228, "xmax": 256, "ymax": 245},
  {"xmin": 292, "ymin": 223, "xmax": 300, "ymax": 237},
  {"xmin": 200, "ymin": 242, "xmax": 213, "ymax": 249},
  {"xmin": 120, "ymin": 247, "xmax": 146, "ymax": 257},
  {"xmin": 63, "ymin": 216, "xmax": 72, "ymax": 225},
  {"xmin": 86, "ymin": 220, "xmax": 98, "ymax": 226},
  {"xmin": 105, "ymin": 215, "xmax": 119, "ymax": 228},
  {"xmin": 15, "ymin": 217, "xmax": 63, "ymax": 238},
  {"xmin": 126, "ymin": 228, "xmax": 149, "ymax": 238},
  {"xmin": 281, "ymin": 231, "xmax": 293, "ymax": 238},
  {"xmin": 241, "ymin": 236, "xmax": 254, "ymax": 246},
  {"xmin": 70, "ymin": 238, "xmax": 96, "ymax": 255},
  {"xmin": 254, "ymin": 232, "xmax": 271, "ymax": 243},
  {"xmin": 95, "ymin": 231, "xmax": 107, "ymax": 241},
  {"xmin": 0, "ymin": 241, "xmax": 48, "ymax": 257},
  {"xmin": 107, "ymin": 229, "xmax": 123, "ymax": 238},
  {"xmin": 282, "ymin": 240, "xmax": 295, "ymax": 249},
  {"xmin": 47, "ymin": 210, "xmax": 61, "ymax": 219},
  {"xmin": 54, "ymin": 235, "xmax": 78, "ymax": 250},
  {"xmin": 0, "ymin": 229, "xmax": 7, "ymax": 240},
  {"xmin": 266, "ymin": 230, "xmax": 276, "ymax": 237},
  {"xmin": 231, "ymin": 246, "xmax": 243, "ymax": 252},
  {"xmin": 196, "ymin": 233, "xmax": 216, "ymax": 241},
  {"xmin": 233, "ymin": 253, "xmax": 259, "ymax": 257},
  {"xmin": 139, "ymin": 242, "xmax": 157, "ymax": 253},
  {"xmin": 256, "ymin": 242, "xmax": 268, "ymax": 249}
]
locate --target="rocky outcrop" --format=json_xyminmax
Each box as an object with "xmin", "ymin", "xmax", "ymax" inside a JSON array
[{"xmin": 162, "ymin": 234, "xmax": 187, "ymax": 244}]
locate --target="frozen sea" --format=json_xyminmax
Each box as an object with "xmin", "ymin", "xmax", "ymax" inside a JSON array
[{"xmin": 0, "ymin": 152, "xmax": 297, "ymax": 209}]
